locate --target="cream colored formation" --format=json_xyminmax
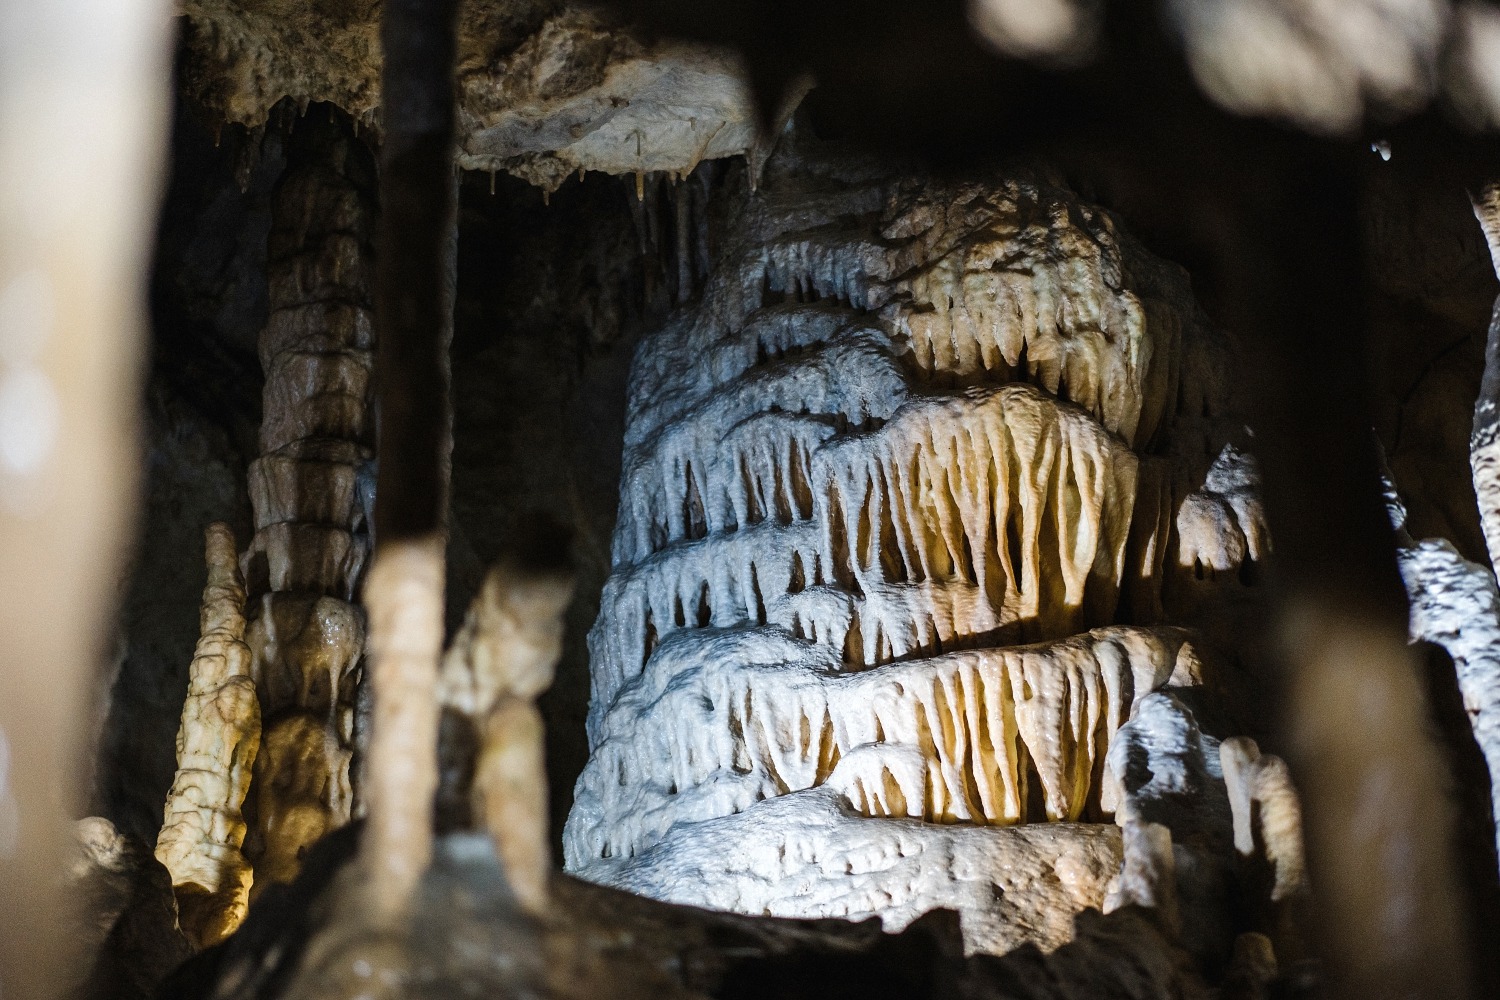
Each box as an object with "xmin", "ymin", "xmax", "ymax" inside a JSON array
[
  {"xmin": 154, "ymin": 523, "xmax": 260, "ymax": 948},
  {"xmin": 440, "ymin": 558, "xmax": 575, "ymax": 912},
  {"xmin": 568, "ymin": 165, "xmax": 1291, "ymax": 954},
  {"xmin": 575, "ymin": 626, "xmax": 1202, "ymax": 862},
  {"xmin": 237, "ymin": 129, "xmax": 375, "ymax": 894}
]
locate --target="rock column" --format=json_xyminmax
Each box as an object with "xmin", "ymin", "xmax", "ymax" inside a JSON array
[{"xmin": 241, "ymin": 115, "xmax": 378, "ymax": 891}]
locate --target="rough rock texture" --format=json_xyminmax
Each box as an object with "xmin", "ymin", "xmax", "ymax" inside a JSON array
[
  {"xmin": 166, "ymin": 827, "xmax": 1211, "ymax": 1000},
  {"xmin": 155, "ymin": 523, "xmax": 261, "ymax": 948},
  {"xmin": 1102, "ymin": 692, "xmax": 1240, "ymax": 964},
  {"xmin": 70, "ymin": 817, "xmax": 193, "ymax": 1000},
  {"xmin": 1398, "ymin": 537, "xmax": 1500, "ymax": 861},
  {"xmin": 566, "ymin": 148, "xmax": 1262, "ymax": 954},
  {"xmin": 576, "ymin": 626, "xmax": 1203, "ymax": 862},
  {"xmin": 1366, "ymin": 156, "xmax": 1497, "ymax": 565},
  {"xmin": 178, "ymin": 3, "xmax": 762, "ymax": 189},
  {"xmin": 577, "ymin": 788, "xmax": 1125, "ymax": 956},
  {"xmin": 241, "ymin": 114, "xmax": 376, "ymax": 893}
]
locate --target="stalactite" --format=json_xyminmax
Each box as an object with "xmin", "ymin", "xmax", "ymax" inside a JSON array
[
  {"xmin": 570, "ymin": 625, "xmax": 1201, "ymax": 862},
  {"xmin": 155, "ymin": 524, "xmax": 260, "ymax": 948}
]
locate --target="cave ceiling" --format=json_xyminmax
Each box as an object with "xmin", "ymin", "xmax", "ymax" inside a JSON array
[{"xmin": 179, "ymin": 0, "xmax": 763, "ymax": 188}]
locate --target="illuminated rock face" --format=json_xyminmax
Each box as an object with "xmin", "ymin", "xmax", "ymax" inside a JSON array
[
  {"xmin": 155, "ymin": 523, "xmax": 260, "ymax": 949},
  {"xmin": 566, "ymin": 162, "xmax": 1262, "ymax": 953}
]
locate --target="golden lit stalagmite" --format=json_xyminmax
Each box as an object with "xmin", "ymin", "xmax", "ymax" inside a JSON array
[{"xmin": 156, "ymin": 523, "xmax": 261, "ymax": 948}]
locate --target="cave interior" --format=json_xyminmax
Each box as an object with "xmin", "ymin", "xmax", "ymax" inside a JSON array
[{"xmin": 6, "ymin": 2, "xmax": 1500, "ymax": 1000}]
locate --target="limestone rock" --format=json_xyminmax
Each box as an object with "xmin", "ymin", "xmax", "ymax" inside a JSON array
[
  {"xmin": 239, "ymin": 114, "xmax": 375, "ymax": 893},
  {"xmin": 177, "ymin": 4, "xmax": 761, "ymax": 188},
  {"xmin": 155, "ymin": 523, "xmax": 261, "ymax": 948},
  {"xmin": 1398, "ymin": 537, "xmax": 1500, "ymax": 862},
  {"xmin": 577, "ymin": 787, "xmax": 1124, "ymax": 956},
  {"xmin": 566, "ymin": 157, "xmax": 1257, "ymax": 956},
  {"xmin": 71, "ymin": 817, "xmax": 192, "ymax": 1000}
]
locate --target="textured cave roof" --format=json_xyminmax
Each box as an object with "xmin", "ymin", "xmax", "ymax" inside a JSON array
[{"xmin": 178, "ymin": 0, "xmax": 763, "ymax": 188}]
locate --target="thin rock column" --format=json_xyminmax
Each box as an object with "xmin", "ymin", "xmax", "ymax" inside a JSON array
[
  {"xmin": 240, "ymin": 115, "xmax": 378, "ymax": 891},
  {"xmin": 439, "ymin": 550, "xmax": 574, "ymax": 912}
]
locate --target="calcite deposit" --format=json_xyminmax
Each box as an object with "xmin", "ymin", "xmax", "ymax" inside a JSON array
[
  {"xmin": 155, "ymin": 523, "xmax": 260, "ymax": 948},
  {"xmin": 177, "ymin": 3, "xmax": 761, "ymax": 190},
  {"xmin": 566, "ymin": 157, "xmax": 1279, "ymax": 954},
  {"xmin": 240, "ymin": 117, "xmax": 376, "ymax": 893}
]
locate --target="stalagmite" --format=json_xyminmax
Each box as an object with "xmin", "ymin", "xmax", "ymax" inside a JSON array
[
  {"xmin": 567, "ymin": 161, "xmax": 1270, "ymax": 952},
  {"xmin": 240, "ymin": 116, "xmax": 377, "ymax": 893},
  {"xmin": 440, "ymin": 554, "xmax": 575, "ymax": 912},
  {"xmin": 155, "ymin": 523, "xmax": 261, "ymax": 947}
]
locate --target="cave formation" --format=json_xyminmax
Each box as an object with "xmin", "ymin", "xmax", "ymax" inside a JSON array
[{"xmin": 6, "ymin": 2, "xmax": 1500, "ymax": 1000}]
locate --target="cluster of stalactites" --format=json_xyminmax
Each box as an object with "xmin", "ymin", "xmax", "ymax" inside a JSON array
[
  {"xmin": 568, "ymin": 625, "xmax": 1202, "ymax": 864},
  {"xmin": 589, "ymin": 384, "xmax": 1142, "ymax": 724},
  {"xmin": 155, "ymin": 524, "xmax": 261, "ymax": 949},
  {"xmin": 618, "ymin": 175, "xmax": 1210, "ymax": 463},
  {"xmin": 877, "ymin": 181, "xmax": 1192, "ymax": 449}
]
